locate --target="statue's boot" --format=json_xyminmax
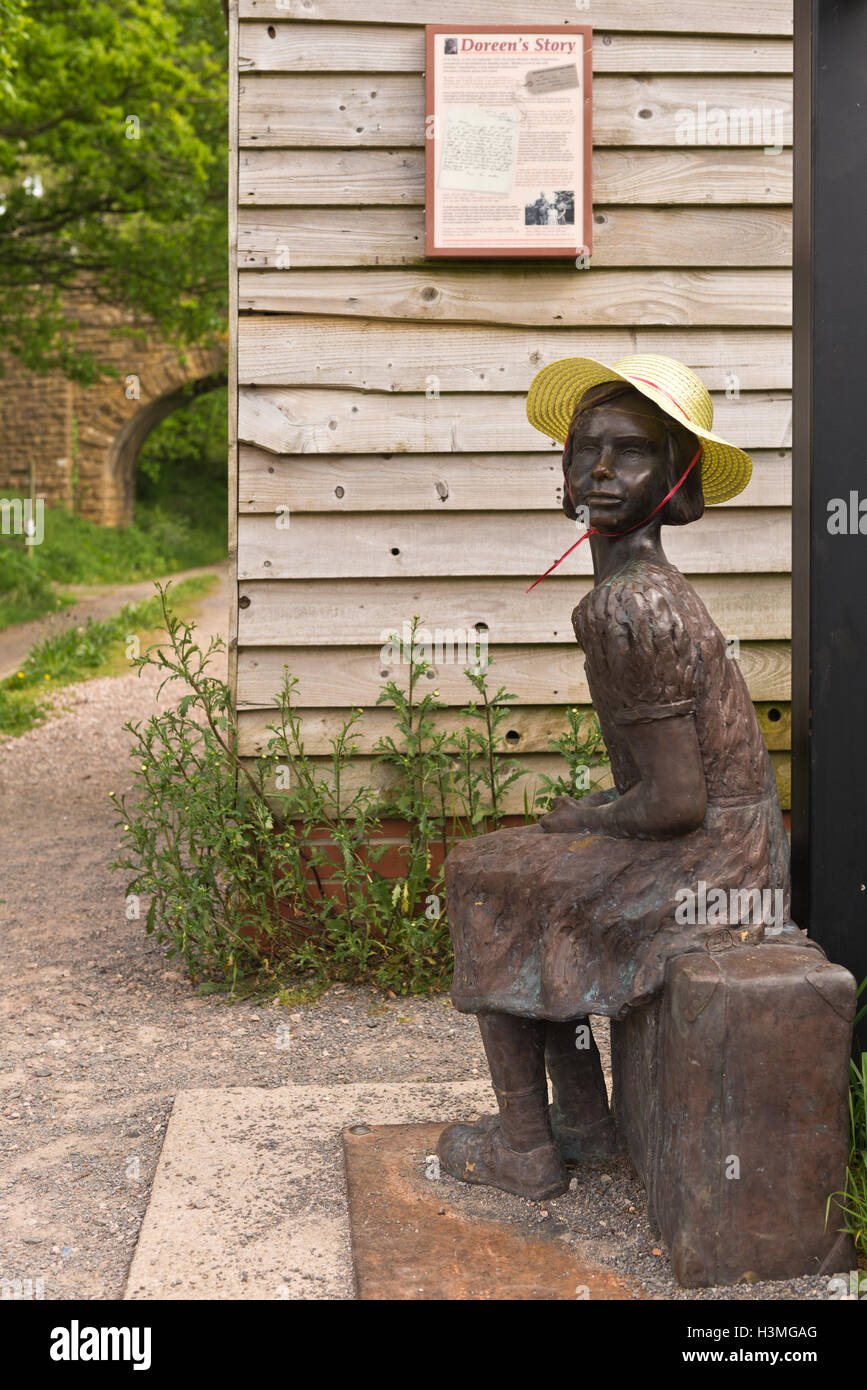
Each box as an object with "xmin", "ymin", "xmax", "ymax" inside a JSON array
[
  {"xmin": 437, "ymin": 1012, "xmax": 569, "ymax": 1201},
  {"xmin": 437, "ymin": 1086, "xmax": 570, "ymax": 1201},
  {"xmin": 545, "ymin": 1018, "xmax": 617, "ymax": 1165}
]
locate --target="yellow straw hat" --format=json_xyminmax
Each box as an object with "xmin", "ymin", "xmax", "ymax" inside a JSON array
[{"xmin": 526, "ymin": 353, "xmax": 752, "ymax": 506}]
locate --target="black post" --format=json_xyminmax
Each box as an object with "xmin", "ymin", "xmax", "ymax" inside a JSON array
[{"xmin": 792, "ymin": 0, "xmax": 867, "ymax": 1050}]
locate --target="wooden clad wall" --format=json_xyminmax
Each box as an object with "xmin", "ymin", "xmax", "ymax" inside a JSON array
[{"xmin": 230, "ymin": 0, "xmax": 794, "ymax": 810}]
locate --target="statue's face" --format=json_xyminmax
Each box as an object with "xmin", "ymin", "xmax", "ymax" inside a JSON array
[{"xmin": 565, "ymin": 396, "xmax": 672, "ymax": 533}]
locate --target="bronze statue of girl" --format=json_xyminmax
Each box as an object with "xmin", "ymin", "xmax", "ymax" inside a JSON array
[{"xmin": 437, "ymin": 355, "xmax": 791, "ymax": 1201}]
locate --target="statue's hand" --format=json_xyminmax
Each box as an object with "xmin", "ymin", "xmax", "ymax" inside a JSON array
[
  {"xmin": 574, "ymin": 789, "xmax": 613, "ymax": 809},
  {"xmin": 540, "ymin": 795, "xmax": 594, "ymax": 834}
]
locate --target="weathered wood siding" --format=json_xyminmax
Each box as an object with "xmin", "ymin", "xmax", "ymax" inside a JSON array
[{"xmin": 229, "ymin": 0, "xmax": 793, "ymax": 808}]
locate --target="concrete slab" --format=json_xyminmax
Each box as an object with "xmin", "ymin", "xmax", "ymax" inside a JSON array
[
  {"xmin": 343, "ymin": 1122, "xmax": 642, "ymax": 1300},
  {"xmin": 124, "ymin": 1081, "xmax": 492, "ymax": 1300}
]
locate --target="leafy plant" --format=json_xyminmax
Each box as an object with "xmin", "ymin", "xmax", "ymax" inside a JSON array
[
  {"xmin": 372, "ymin": 618, "xmax": 525, "ymax": 849},
  {"xmin": 531, "ymin": 705, "xmax": 609, "ymax": 812},
  {"xmin": 373, "ymin": 618, "xmax": 456, "ymax": 875},
  {"xmin": 448, "ymin": 666, "xmax": 525, "ymax": 834},
  {"xmin": 826, "ymin": 979, "xmax": 867, "ymax": 1258},
  {"xmin": 837, "ymin": 975, "xmax": 867, "ymax": 1257},
  {"xmin": 112, "ymin": 595, "xmax": 608, "ymax": 998},
  {"xmin": 829, "ymin": 1054, "xmax": 867, "ymax": 1259},
  {"xmin": 113, "ymin": 599, "xmax": 451, "ymax": 994}
]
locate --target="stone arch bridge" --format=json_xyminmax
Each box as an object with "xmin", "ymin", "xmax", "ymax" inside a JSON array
[{"xmin": 0, "ymin": 290, "xmax": 226, "ymax": 527}]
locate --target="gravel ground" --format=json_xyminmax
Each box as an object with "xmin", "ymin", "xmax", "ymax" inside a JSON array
[{"xmin": 0, "ymin": 571, "xmax": 849, "ymax": 1301}]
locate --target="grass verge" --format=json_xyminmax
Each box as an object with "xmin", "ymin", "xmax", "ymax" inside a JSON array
[
  {"xmin": 0, "ymin": 573, "xmax": 217, "ymax": 737},
  {"xmin": 0, "ymin": 500, "xmax": 226, "ymax": 631}
]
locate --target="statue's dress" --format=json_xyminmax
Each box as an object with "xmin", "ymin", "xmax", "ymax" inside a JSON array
[{"xmin": 445, "ymin": 558, "xmax": 791, "ymax": 1021}]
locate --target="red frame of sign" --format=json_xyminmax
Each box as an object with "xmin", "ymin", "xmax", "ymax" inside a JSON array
[{"xmin": 424, "ymin": 24, "xmax": 593, "ymax": 259}]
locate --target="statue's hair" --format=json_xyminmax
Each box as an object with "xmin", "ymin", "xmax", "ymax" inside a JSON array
[{"xmin": 561, "ymin": 381, "xmax": 704, "ymax": 527}]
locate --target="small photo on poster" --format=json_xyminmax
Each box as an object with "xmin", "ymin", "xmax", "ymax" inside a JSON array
[{"xmin": 524, "ymin": 190, "xmax": 575, "ymax": 227}]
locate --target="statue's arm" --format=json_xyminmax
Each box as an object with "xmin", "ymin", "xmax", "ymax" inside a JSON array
[{"xmin": 540, "ymin": 713, "xmax": 707, "ymax": 839}]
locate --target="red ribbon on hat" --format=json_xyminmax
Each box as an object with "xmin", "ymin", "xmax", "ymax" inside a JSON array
[
  {"xmin": 628, "ymin": 374, "xmax": 696, "ymax": 424},
  {"xmin": 525, "ymin": 441, "xmax": 703, "ymax": 594}
]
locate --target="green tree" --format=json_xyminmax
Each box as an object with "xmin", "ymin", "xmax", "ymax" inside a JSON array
[{"xmin": 0, "ymin": 0, "xmax": 227, "ymax": 381}]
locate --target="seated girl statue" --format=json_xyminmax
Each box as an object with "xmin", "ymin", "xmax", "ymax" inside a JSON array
[{"xmin": 436, "ymin": 354, "xmax": 791, "ymax": 1201}]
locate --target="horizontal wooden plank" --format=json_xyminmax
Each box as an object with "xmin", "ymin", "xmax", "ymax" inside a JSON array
[
  {"xmin": 237, "ymin": 507, "xmax": 791, "ymax": 580},
  {"xmin": 239, "ymin": 269, "xmax": 791, "ymax": 327},
  {"xmin": 237, "ymin": 2, "xmax": 794, "ymax": 37},
  {"xmin": 238, "ymin": 388, "xmax": 792, "ymax": 455},
  {"xmin": 238, "ymin": 23, "xmax": 793, "ymax": 74},
  {"xmin": 249, "ymin": 747, "xmax": 792, "ymax": 813},
  {"xmin": 254, "ymin": 752, "xmax": 618, "ymax": 816},
  {"xmin": 238, "ymin": 700, "xmax": 792, "ymax": 756},
  {"xmin": 235, "ymin": 640, "xmax": 792, "ymax": 707},
  {"xmin": 252, "ymin": 750, "xmax": 794, "ymax": 811},
  {"xmin": 239, "ymin": 74, "xmax": 792, "ymax": 147},
  {"xmin": 239, "ymin": 704, "xmax": 607, "ymax": 756},
  {"xmin": 238, "ymin": 320, "xmax": 793, "ymax": 390},
  {"xmin": 237, "ymin": 574, "xmax": 792, "ymax": 644},
  {"xmin": 238, "ymin": 205, "xmax": 792, "ymax": 269},
  {"xmin": 238, "ymin": 447, "xmax": 791, "ymax": 511},
  {"xmin": 239, "ymin": 147, "xmax": 792, "ymax": 206}
]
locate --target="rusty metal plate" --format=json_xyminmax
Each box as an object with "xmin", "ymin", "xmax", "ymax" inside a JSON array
[{"xmin": 343, "ymin": 1122, "xmax": 642, "ymax": 1301}]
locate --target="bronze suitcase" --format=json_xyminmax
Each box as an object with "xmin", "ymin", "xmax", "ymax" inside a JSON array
[{"xmin": 610, "ymin": 939, "xmax": 856, "ymax": 1287}]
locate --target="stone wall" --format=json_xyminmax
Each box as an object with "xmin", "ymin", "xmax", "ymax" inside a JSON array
[
  {"xmin": 0, "ymin": 289, "xmax": 227, "ymax": 527},
  {"xmin": 0, "ymin": 368, "xmax": 73, "ymax": 512}
]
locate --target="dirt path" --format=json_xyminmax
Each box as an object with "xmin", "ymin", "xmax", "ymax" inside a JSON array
[
  {"xmin": 0, "ymin": 570, "xmax": 491, "ymax": 1301},
  {"xmin": 0, "ymin": 564, "xmax": 224, "ymax": 683},
  {"xmin": 0, "ymin": 572, "xmax": 840, "ymax": 1301}
]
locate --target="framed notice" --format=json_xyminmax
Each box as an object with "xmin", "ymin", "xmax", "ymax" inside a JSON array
[{"xmin": 425, "ymin": 24, "xmax": 593, "ymax": 259}]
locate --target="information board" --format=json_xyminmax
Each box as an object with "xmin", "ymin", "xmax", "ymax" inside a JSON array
[{"xmin": 425, "ymin": 24, "xmax": 593, "ymax": 259}]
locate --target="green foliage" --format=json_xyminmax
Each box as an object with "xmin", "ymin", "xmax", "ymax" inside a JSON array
[
  {"xmin": 829, "ymin": 1051, "xmax": 867, "ymax": 1259},
  {"xmin": 373, "ymin": 621, "xmax": 522, "ymax": 851},
  {"xmin": 0, "ymin": 1, "xmax": 28, "ymax": 98},
  {"xmin": 0, "ymin": 489, "xmax": 226, "ymax": 630},
  {"xmin": 136, "ymin": 386, "xmax": 227, "ymax": 490},
  {"xmin": 532, "ymin": 705, "xmax": 610, "ymax": 810},
  {"xmin": 134, "ymin": 385, "xmax": 228, "ymax": 561},
  {"xmin": 827, "ymin": 979, "xmax": 867, "ymax": 1257},
  {"xmin": 0, "ymin": 0, "xmax": 227, "ymax": 378},
  {"xmin": 113, "ymin": 602, "xmax": 608, "ymax": 998},
  {"xmin": 0, "ymin": 573, "xmax": 215, "ymax": 734},
  {"xmin": 265, "ymin": 676, "xmax": 454, "ymax": 996},
  {"xmin": 0, "ymin": 539, "xmax": 72, "ymax": 628},
  {"xmin": 0, "ymin": 680, "xmax": 43, "ymax": 736},
  {"xmin": 846, "ymin": 1052, "xmax": 867, "ymax": 1255},
  {"xmin": 448, "ymin": 668, "xmax": 526, "ymax": 832}
]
